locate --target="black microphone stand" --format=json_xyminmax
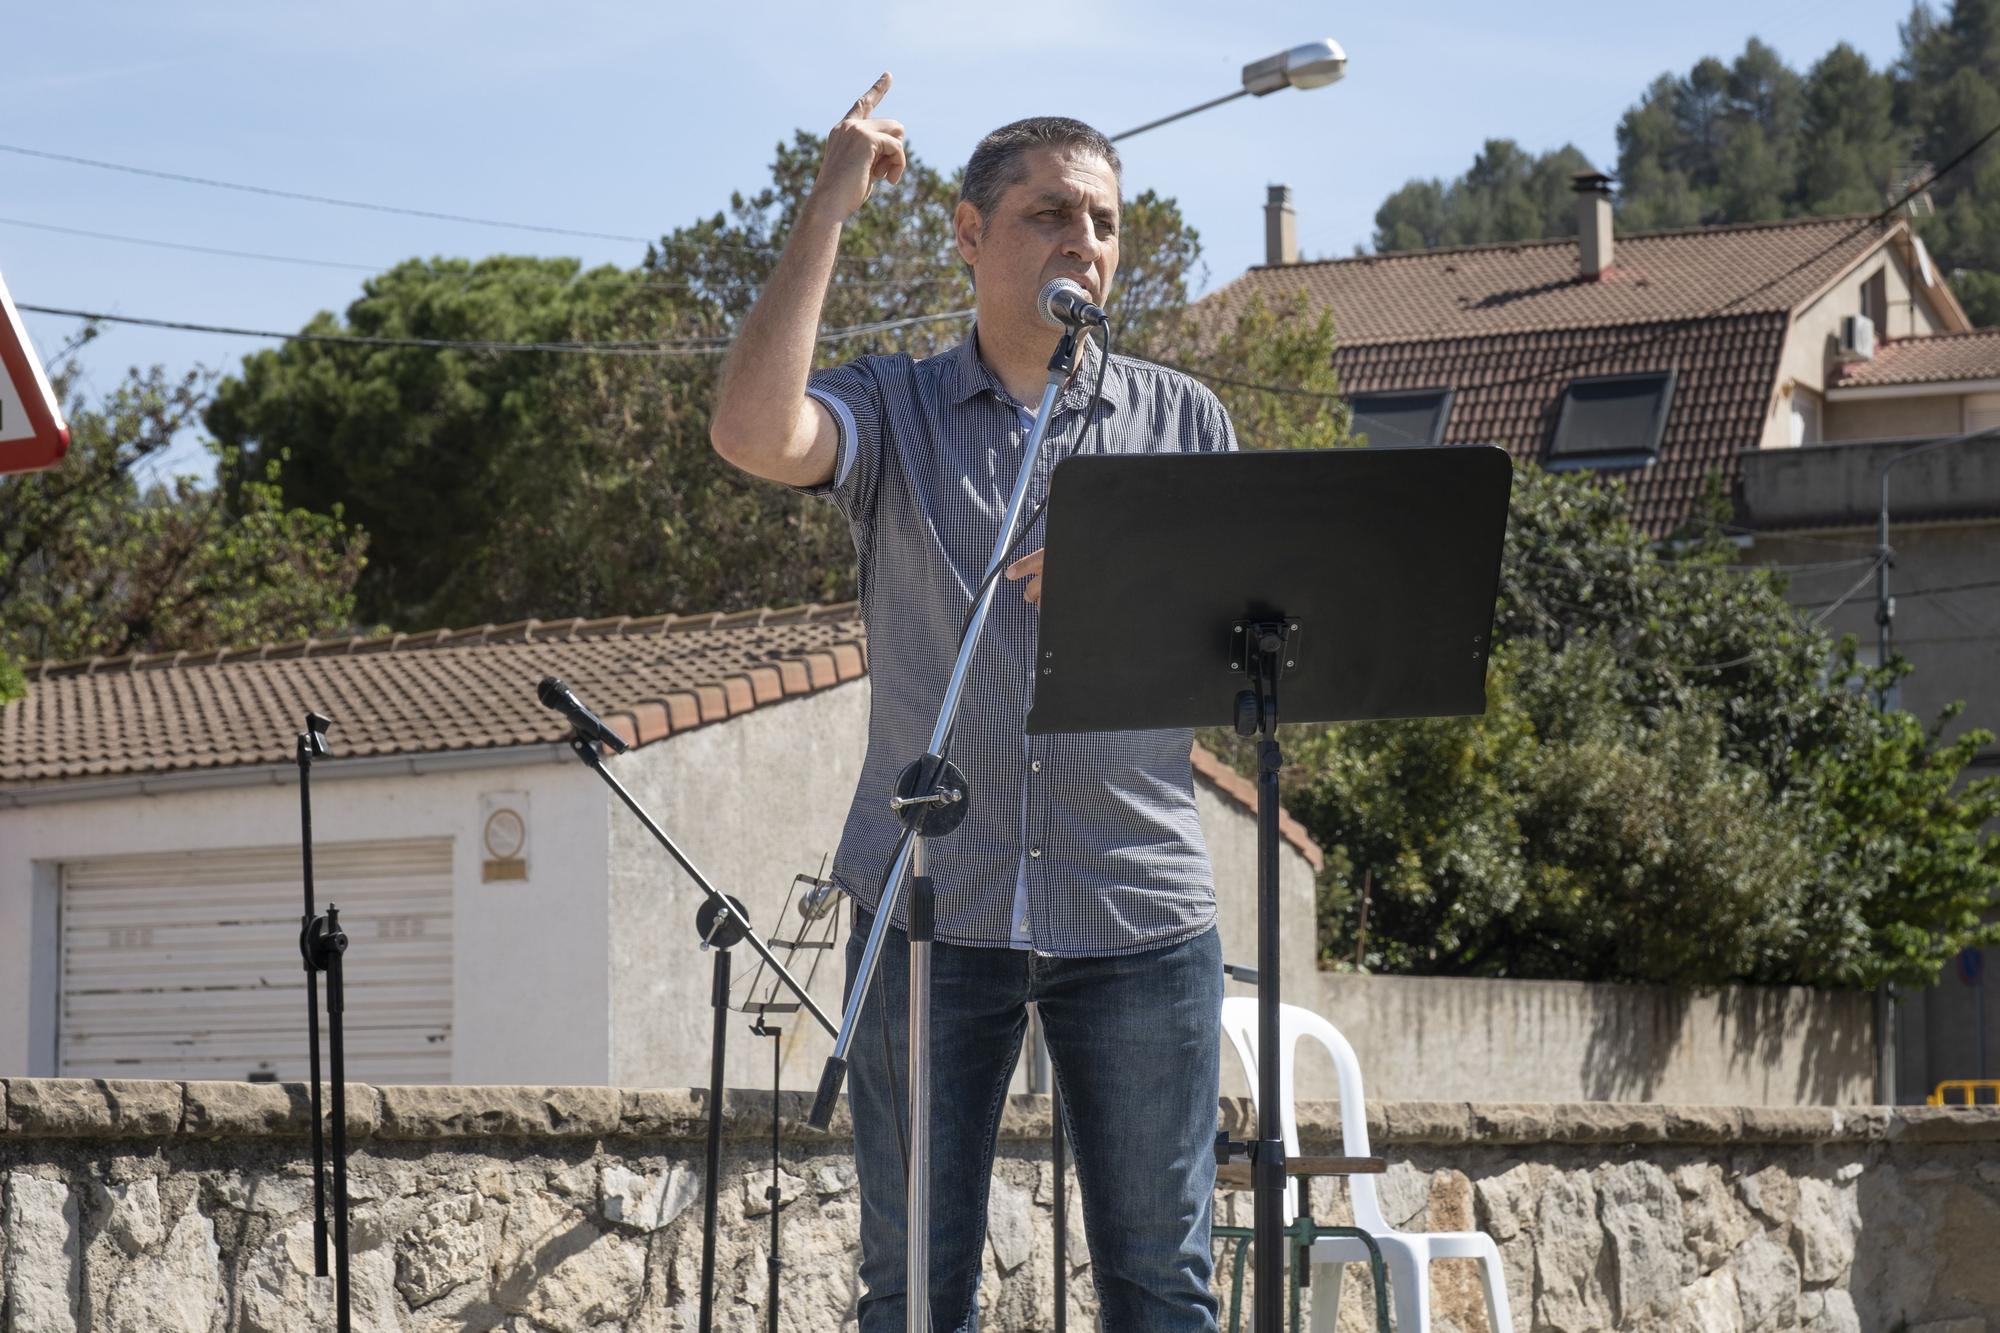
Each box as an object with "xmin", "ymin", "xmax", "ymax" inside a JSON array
[
  {"xmin": 695, "ymin": 895, "xmax": 748, "ymax": 1333},
  {"xmin": 542, "ymin": 694, "xmax": 839, "ymax": 1333},
  {"xmin": 296, "ymin": 711, "xmax": 351, "ymax": 1333}
]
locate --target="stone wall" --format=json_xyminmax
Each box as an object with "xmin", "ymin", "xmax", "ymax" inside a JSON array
[{"xmin": 3, "ymin": 1078, "xmax": 1998, "ymax": 1332}]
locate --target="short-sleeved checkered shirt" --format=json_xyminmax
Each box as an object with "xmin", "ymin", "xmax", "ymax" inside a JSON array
[{"xmin": 803, "ymin": 331, "xmax": 1238, "ymax": 957}]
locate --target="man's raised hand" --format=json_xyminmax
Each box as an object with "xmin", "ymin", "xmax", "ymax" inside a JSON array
[{"xmin": 812, "ymin": 72, "xmax": 907, "ymax": 220}]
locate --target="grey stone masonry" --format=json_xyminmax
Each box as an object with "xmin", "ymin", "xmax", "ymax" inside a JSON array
[{"xmin": 2, "ymin": 1078, "xmax": 1997, "ymax": 1331}]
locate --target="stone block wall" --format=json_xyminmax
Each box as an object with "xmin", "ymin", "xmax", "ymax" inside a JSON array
[{"xmin": 2, "ymin": 1079, "xmax": 1998, "ymax": 1331}]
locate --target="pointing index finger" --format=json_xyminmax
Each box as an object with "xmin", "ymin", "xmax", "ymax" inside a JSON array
[{"xmin": 847, "ymin": 71, "xmax": 892, "ymax": 122}]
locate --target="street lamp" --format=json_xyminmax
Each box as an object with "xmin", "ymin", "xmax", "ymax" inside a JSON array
[{"xmin": 1110, "ymin": 39, "xmax": 1348, "ymax": 141}]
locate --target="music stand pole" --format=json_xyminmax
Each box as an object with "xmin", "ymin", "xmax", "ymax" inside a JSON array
[
  {"xmin": 296, "ymin": 710, "xmax": 352, "ymax": 1333},
  {"xmin": 696, "ymin": 896, "xmax": 749, "ymax": 1333},
  {"xmin": 756, "ymin": 1018, "xmax": 785, "ymax": 1333},
  {"xmin": 1247, "ymin": 632, "xmax": 1286, "ymax": 1333},
  {"xmin": 807, "ymin": 332, "xmax": 1085, "ymax": 1333},
  {"xmin": 296, "ymin": 722, "xmax": 328, "ymax": 1280}
]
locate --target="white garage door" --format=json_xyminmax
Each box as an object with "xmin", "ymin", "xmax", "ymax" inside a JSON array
[{"xmin": 59, "ymin": 839, "xmax": 453, "ymax": 1083}]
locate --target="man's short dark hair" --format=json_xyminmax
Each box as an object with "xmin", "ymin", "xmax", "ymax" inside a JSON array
[{"xmin": 959, "ymin": 117, "xmax": 1122, "ymax": 226}]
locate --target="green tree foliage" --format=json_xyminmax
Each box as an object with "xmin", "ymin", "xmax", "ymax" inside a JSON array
[
  {"xmin": 207, "ymin": 256, "xmax": 647, "ymax": 628},
  {"xmin": 1374, "ymin": 5, "xmax": 2000, "ymax": 323},
  {"xmin": 206, "ymin": 135, "xmax": 1273, "ymax": 629},
  {"xmin": 1898, "ymin": 0, "xmax": 2000, "ymax": 323},
  {"xmin": 1207, "ymin": 468, "xmax": 1999, "ymax": 990},
  {"xmin": 1162, "ymin": 292, "xmax": 1355, "ymax": 451},
  {"xmin": 1371, "ymin": 140, "xmax": 1597, "ymax": 251},
  {"xmin": 0, "ymin": 346, "xmax": 365, "ymax": 665}
]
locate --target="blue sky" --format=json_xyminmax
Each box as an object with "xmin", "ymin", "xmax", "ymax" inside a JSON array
[{"xmin": 5, "ymin": 0, "xmax": 1912, "ymax": 478}]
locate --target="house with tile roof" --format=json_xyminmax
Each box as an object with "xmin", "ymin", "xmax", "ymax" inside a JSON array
[
  {"xmin": 0, "ymin": 604, "xmax": 1321, "ymax": 1095},
  {"xmin": 1224, "ymin": 179, "xmax": 1999, "ymax": 1103}
]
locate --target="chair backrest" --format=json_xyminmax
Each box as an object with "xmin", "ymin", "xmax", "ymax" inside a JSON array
[{"xmin": 1218, "ymin": 997, "xmax": 1388, "ymax": 1233}]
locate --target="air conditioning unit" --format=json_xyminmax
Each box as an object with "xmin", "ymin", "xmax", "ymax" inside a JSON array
[{"xmin": 1838, "ymin": 314, "xmax": 1876, "ymax": 362}]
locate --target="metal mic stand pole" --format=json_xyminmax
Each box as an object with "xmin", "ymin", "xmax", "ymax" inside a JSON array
[
  {"xmin": 295, "ymin": 711, "xmax": 351, "ymax": 1333},
  {"xmin": 807, "ymin": 329, "xmax": 1083, "ymax": 1333}
]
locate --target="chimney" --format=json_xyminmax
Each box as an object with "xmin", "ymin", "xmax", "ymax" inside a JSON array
[
  {"xmin": 1265, "ymin": 184, "xmax": 1298, "ymax": 266},
  {"xmin": 1572, "ymin": 171, "xmax": 1614, "ymax": 280}
]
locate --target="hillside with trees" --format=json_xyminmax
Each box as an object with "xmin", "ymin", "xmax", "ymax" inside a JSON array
[{"xmin": 1370, "ymin": 1, "xmax": 2000, "ymax": 325}]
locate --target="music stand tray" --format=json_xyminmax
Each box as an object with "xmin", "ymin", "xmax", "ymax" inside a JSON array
[
  {"xmin": 1024, "ymin": 444, "xmax": 1511, "ymax": 1333},
  {"xmin": 1027, "ymin": 445, "xmax": 1510, "ymax": 734}
]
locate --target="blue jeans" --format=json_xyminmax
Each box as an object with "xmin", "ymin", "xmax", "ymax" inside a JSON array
[{"xmin": 844, "ymin": 905, "xmax": 1223, "ymax": 1332}]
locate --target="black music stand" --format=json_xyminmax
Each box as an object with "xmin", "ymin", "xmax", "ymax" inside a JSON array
[{"xmin": 1026, "ymin": 444, "xmax": 1511, "ymax": 1333}]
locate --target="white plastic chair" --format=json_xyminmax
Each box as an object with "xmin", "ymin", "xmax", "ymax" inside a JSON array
[{"xmin": 1219, "ymin": 996, "xmax": 1514, "ymax": 1333}]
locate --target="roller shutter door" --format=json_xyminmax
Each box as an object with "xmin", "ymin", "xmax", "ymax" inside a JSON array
[{"xmin": 58, "ymin": 838, "xmax": 453, "ymax": 1082}]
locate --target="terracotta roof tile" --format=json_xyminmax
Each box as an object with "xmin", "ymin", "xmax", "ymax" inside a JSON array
[
  {"xmin": 1330, "ymin": 314, "xmax": 1791, "ymax": 535},
  {"xmin": 1835, "ymin": 328, "xmax": 2000, "ymax": 387},
  {"xmin": 1200, "ymin": 215, "xmax": 1930, "ymax": 536},
  {"xmin": 3, "ymin": 604, "xmax": 869, "ymax": 787},
  {"xmin": 0, "ymin": 601, "xmax": 1321, "ymax": 865},
  {"xmin": 1210, "ymin": 213, "xmax": 1895, "ymax": 344}
]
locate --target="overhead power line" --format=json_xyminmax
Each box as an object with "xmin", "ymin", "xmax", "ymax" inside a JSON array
[
  {"xmin": 0, "ymin": 215, "xmax": 969, "ymax": 294},
  {"xmin": 0, "ymin": 215, "xmax": 382, "ymax": 271},
  {"xmin": 0, "ymin": 141, "xmax": 658, "ymax": 245},
  {"xmin": 0, "ymin": 141, "xmax": 922, "ymax": 269},
  {"xmin": 16, "ymin": 302, "xmax": 975, "ymax": 356}
]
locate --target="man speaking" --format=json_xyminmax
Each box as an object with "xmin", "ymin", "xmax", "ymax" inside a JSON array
[{"xmin": 710, "ymin": 73, "xmax": 1236, "ymax": 1331}]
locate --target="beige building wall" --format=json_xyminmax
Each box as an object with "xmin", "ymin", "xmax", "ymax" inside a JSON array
[
  {"xmin": 1824, "ymin": 390, "xmax": 1969, "ymax": 442},
  {"xmin": 1758, "ymin": 233, "xmax": 1961, "ymax": 451},
  {"xmin": 606, "ymin": 679, "xmax": 1320, "ymax": 1096}
]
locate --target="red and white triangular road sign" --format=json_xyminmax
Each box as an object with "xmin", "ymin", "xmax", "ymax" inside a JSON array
[{"xmin": 0, "ymin": 272, "xmax": 70, "ymax": 475}]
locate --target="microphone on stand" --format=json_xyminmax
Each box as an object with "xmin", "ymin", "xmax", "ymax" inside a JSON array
[
  {"xmin": 537, "ymin": 677, "xmax": 631, "ymax": 753},
  {"xmin": 1039, "ymin": 277, "xmax": 1109, "ymax": 330}
]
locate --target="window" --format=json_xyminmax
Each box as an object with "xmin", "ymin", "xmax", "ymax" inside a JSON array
[
  {"xmin": 1861, "ymin": 267, "xmax": 1889, "ymax": 330},
  {"xmin": 1348, "ymin": 387, "xmax": 1454, "ymax": 447},
  {"xmin": 1546, "ymin": 371, "xmax": 1676, "ymax": 470},
  {"xmin": 1790, "ymin": 388, "xmax": 1822, "ymax": 447}
]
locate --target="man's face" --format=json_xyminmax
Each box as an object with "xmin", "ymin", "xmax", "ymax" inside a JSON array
[{"xmin": 956, "ymin": 146, "xmax": 1120, "ymax": 337}]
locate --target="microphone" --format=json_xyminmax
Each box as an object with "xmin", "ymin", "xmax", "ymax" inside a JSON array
[
  {"xmin": 537, "ymin": 677, "xmax": 630, "ymax": 753},
  {"xmin": 1039, "ymin": 277, "xmax": 1109, "ymax": 330}
]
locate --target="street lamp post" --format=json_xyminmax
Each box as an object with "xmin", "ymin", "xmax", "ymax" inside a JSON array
[
  {"xmin": 1109, "ymin": 40, "xmax": 1348, "ymax": 142},
  {"xmin": 1869, "ymin": 422, "xmax": 2000, "ymax": 1109}
]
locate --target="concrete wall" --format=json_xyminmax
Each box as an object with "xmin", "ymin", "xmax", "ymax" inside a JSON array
[
  {"xmin": 0, "ymin": 758, "xmax": 614, "ymax": 1086},
  {"xmin": 1761, "ymin": 519, "xmax": 2000, "ymax": 756},
  {"xmin": 5, "ymin": 1077, "xmax": 1999, "ymax": 1332},
  {"xmin": 1288, "ymin": 972, "xmax": 1877, "ymax": 1106},
  {"xmin": 605, "ymin": 677, "xmax": 1321, "ymax": 1096}
]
